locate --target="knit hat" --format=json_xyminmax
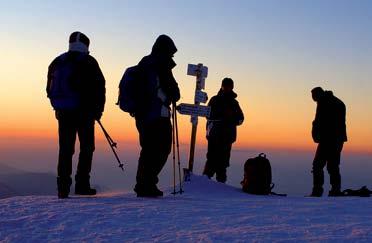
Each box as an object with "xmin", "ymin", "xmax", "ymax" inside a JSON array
[
  {"xmin": 68, "ymin": 31, "xmax": 90, "ymax": 53},
  {"xmin": 222, "ymin": 78, "xmax": 234, "ymax": 88}
]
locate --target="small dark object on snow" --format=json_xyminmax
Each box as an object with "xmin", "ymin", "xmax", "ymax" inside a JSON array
[
  {"xmin": 343, "ymin": 186, "xmax": 371, "ymax": 197},
  {"xmin": 241, "ymin": 153, "xmax": 286, "ymax": 196}
]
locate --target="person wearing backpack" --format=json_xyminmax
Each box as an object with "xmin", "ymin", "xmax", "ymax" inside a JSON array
[
  {"xmin": 128, "ymin": 35, "xmax": 180, "ymax": 197},
  {"xmin": 46, "ymin": 31, "xmax": 106, "ymax": 199},
  {"xmin": 203, "ymin": 78, "xmax": 244, "ymax": 183},
  {"xmin": 310, "ymin": 87, "xmax": 347, "ymax": 197}
]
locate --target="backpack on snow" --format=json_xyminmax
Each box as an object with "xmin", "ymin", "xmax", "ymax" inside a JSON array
[
  {"xmin": 241, "ymin": 153, "xmax": 286, "ymax": 196},
  {"xmin": 117, "ymin": 65, "xmax": 142, "ymax": 115}
]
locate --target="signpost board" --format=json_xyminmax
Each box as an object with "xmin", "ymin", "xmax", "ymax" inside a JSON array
[
  {"xmin": 194, "ymin": 90, "xmax": 208, "ymax": 103},
  {"xmin": 177, "ymin": 103, "xmax": 211, "ymax": 117}
]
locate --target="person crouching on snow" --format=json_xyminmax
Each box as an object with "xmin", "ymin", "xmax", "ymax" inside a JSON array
[{"xmin": 203, "ymin": 78, "xmax": 244, "ymax": 183}]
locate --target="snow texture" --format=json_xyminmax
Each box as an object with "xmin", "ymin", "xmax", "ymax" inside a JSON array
[{"xmin": 1, "ymin": 175, "xmax": 372, "ymax": 242}]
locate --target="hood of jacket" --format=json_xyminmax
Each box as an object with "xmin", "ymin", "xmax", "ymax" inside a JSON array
[
  {"xmin": 324, "ymin": 90, "xmax": 333, "ymax": 97},
  {"xmin": 217, "ymin": 89, "xmax": 237, "ymax": 99},
  {"xmin": 149, "ymin": 35, "xmax": 177, "ymax": 71},
  {"xmin": 151, "ymin": 35, "xmax": 177, "ymax": 57}
]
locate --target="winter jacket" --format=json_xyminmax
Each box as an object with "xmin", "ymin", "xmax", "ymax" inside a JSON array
[
  {"xmin": 47, "ymin": 51, "xmax": 106, "ymax": 117},
  {"xmin": 135, "ymin": 35, "xmax": 180, "ymax": 123},
  {"xmin": 312, "ymin": 91, "xmax": 347, "ymax": 143},
  {"xmin": 207, "ymin": 89, "xmax": 244, "ymax": 143}
]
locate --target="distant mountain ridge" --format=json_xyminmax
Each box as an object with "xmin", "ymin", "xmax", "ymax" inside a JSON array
[{"xmin": 0, "ymin": 163, "xmax": 56, "ymax": 198}]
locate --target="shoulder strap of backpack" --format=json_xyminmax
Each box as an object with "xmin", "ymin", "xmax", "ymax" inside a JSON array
[
  {"xmin": 270, "ymin": 191, "xmax": 287, "ymax": 197},
  {"xmin": 269, "ymin": 183, "xmax": 287, "ymax": 197}
]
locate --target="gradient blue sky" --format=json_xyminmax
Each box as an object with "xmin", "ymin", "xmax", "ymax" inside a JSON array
[{"xmin": 1, "ymin": 0, "xmax": 372, "ymax": 150}]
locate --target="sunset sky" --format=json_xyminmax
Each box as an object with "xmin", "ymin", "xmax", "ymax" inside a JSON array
[{"xmin": 1, "ymin": 0, "xmax": 372, "ymax": 154}]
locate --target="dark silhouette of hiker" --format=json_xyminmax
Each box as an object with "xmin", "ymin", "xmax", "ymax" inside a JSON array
[
  {"xmin": 310, "ymin": 87, "xmax": 347, "ymax": 197},
  {"xmin": 133, "ymin": 35, "xmax": 180, "ymax": 197},
  {"xmin": 46, "ymin": 31, "xmax": 106, "ymax": 198},
  {"xmin": 203, "ymin": 78, "xmax": 244, "ymax": 183}
]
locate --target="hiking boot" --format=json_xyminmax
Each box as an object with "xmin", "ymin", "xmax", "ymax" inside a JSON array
[
  {"xmin": 75, "ymin": 186, "xmax": 97, "ymax": 196},
  {"xmin": 152, "ymin": 187, "xmax": 164, "ymax": 197},
  {"xmin": 309, "ymin": 187, "xmax": 323, "ymax": 197},
  {"xmin": 328, "ymin": 189, "xmax": 344, "ymax": 197},
  {"xmin": 57, "ymin": 177, "xmax": 71, "ymax": 199},
  {"xmin": 136, "ymin": 191, "xmax": 158, "ymax": 198},
  {"xmin": 75, "ymin": 175, "xmax": 96, "ymax": 196},
  {"xmin": 135, "ymin": 186, "xmax": 163, "ymax": 198},
  {"xmin": 136, "ymin": 190, "xmax": 159, "ymax": 197},
  {"xmin": 58, "ymin": 191, "xmax": 69, "ymax": 199}
]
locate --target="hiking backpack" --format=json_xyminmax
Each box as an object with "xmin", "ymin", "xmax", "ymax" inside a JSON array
[
  {"xmin": 117, "ymin": 65, "xmax": 142, "ymax": 115},
  {"xmin": 48, "ymin": 54, "xmax": 83, "ymax": 110},
  {"xmin": 241, "ymin": 153, "xmax": 274, "ymax": 195}
]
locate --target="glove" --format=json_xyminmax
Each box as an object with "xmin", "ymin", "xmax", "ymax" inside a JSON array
[{"xmin": 94, "ymin": 111, "xmax": 103, "ymax": 121}]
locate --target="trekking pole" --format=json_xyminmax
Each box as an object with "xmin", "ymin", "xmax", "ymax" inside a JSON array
[
  {"xmin": 98, "ymin": 120, "xmax": 116, "ymax": 147},
  {"xmin": 171, "ymin": 106, "xmax": 177, "ymax": 195},
  {"xmin": 97, "ymin": 120, "xmax": 124, "ymax": 171},
  {"xmin": 173, "ymin": 103, "xmax": 184, "ymax": 194}
]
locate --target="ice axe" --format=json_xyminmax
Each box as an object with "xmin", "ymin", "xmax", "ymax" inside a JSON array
[{"xmin": 97, "ymin": 120, "xmax": 124, "ymax": 171}]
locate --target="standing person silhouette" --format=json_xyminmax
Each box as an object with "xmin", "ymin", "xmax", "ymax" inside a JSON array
[
  {"xmin": 47, "ymin": 31, "xmax": 106, "ymax": 198},
  {"xmin": 310, "ymin": 87, "xmax": 347, "ymax": 197},
  {"xmin": 133, "ymin": 35, "xmax": 180, "ymax": 197},
  {"xmin": 203, "ymin": 78, "xmax": 244, "ymax": 183}
]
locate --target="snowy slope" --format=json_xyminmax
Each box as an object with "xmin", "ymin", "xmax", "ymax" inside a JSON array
[
  {"xmin": 0, "ymin": 182, "xmax": 16, "ymax": 199},
  {"xmin": 1, "ymin": 175, "xmax": 372, "ymax": 242}
]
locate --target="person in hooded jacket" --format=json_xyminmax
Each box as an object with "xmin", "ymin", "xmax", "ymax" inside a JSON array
[
  {"xmin": 203, "ymin": 78, "xmax": 244, "ymax": 183},
  {"xmin": 47, "ymin": 31, "xmax": 106, "ymax": 198},
  {"xmin": 310, "ymin": 87, "xmax": 347, "ymax": 197},
  {"xmin": 133, "ymin": 35, "xmax": 180, "ymax": 197}
]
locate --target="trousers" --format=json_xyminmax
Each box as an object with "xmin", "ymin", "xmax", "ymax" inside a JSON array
[
  {"xmin": 203, "ymin": 139, "xmax": 232, "ymax": 183},
  {"xmin": 56, "ymin": 110, "xmax": 95, "ymax": 191},
  {"xmin": 312, "ymin": 142, "xmax": 344, "ymax": 191},
  {"xmin": 135, "ymin": 118, "xmax": 172, "ymax": 190}
]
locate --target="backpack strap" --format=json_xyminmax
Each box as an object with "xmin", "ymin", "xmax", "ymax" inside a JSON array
[
  {"xmin": 269, "ymin": 183, "xmax": 287, "ymax": 196},
  {"xmin": 270, "ymin": 183, "xmax": 275, "ymax": 190},
  {"xmin": 270, "ymin": 191, "xmax": 287, "ymax": 197},
  {"xmin": 343, "ymin": 186, "xmax": 371, "ymax": 197}
]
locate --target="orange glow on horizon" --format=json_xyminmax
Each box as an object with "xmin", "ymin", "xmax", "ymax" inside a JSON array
[
  {"xmin": 1, "ymin": 33, "xmax": 372, "ymax": 156},
  {"xmin": 1, "ymin": 123, "xmax": 371, "ymax": 155}
]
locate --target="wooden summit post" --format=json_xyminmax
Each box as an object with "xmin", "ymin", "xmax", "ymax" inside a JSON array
[{"xmin": 177, "ymin": 63, "xmax": 210, "ymax": 177}]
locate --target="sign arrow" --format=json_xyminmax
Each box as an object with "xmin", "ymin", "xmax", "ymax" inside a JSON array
[{"xmin": 177, "ymin": 103, "xmax": 211, "ymax": 117}]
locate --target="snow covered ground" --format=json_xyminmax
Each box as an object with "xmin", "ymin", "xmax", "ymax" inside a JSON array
[{"xmin": 1, "ymin": 175, "xmax": 372, "ymax": 242}]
